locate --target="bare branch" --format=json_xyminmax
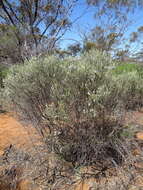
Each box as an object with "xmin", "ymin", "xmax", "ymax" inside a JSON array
[{"xmin": 1, "ymin": 0, "xmax": 16, "ymax": 26}]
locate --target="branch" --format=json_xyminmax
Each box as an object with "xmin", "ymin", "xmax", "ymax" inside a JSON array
[
  {"xmin": 1, "ymin": 0, "xmax": 16, "ymax": 26},
  {"xmin": 0, "ymin": 14, "xmax": 7, "ymax": 21},
  {"xmin": 40, "ymin": 0, "xmax": 64, "ymax": 41},
  {"xmin": 4, "ymin": 0, "xmax": 23, "ymax": 25},
  {"xmin": 33, "ymin": 0, "xmax": 39, "ymax": 23}
]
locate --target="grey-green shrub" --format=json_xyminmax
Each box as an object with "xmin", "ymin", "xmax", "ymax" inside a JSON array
[
  {"xmin": 112, "ymin": 71, "xmax": 143, "ymax": 109},
  {"xmin": 2, "ymin": 50, "xmax": 142, "ymax": 167},
  {"xmin": 0, "ymin": 64, "xmax": 8, "ymax": 88},
  {"xmin": 3, "ymin": 50, "xmax": 116, "ymax": 124}
]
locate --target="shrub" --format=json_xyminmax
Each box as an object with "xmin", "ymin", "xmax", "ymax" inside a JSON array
[
  {"xmin": 0, "ymin": 64, "xmax": 8, "ymax": 88},
  {"xmin": 0, "ymin": 64, "xmax": 9, "ymax": 112},
  {"xmin": 2, "ymin": 50, "xmax": 142, "ymax": 167},
  {"xmin": 113, "ymin": 63, "xmax": 143, "ymax": 109}
]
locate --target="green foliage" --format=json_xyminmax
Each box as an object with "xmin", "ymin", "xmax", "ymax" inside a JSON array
[
  {"xmin": 113, "ymin": 62, "xmax": 143, "ymax": 75},
  {"xmin": 121, "ymin": 125, "xmax": 134, "ymax": 138},
  {"xmin": 2, "ymin": 50, "xmax": 143, "ymax": 167}
]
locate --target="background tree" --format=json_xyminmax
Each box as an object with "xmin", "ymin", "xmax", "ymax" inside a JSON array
[
  {"xmin": 70, "ymin": 0, "xmax": 142, "ymax": 60},
  {"xmin": 67, "ymin": 43, "xmax": 81, "ymax": 56},
  {"xmin": 86, "ymin": 0, "xmax": 143, "ymax": 10},
  {"xmin": 0, "ymin": 0, "xmax": 77, "ymax": 63},
  {"xmin": 128, "ymin": 26, "xmax": 143, "ymax": 61},
  {"xmin": 0, "ymin": 24, "xmax": 22, "ymax": 64},
  {"xmin": 115, "ymin": 49, "xmax": 129, "ymax": 61},
  {"xmin": 83, "ymin": 26, "xmax": 124, "ymax": 53}
]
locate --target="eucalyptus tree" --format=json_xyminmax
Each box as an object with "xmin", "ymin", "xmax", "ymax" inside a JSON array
[
  {"xmin": 0, "ymin": 0, "xmax": 77, "ymax": 62},
  {"xmin": 83, "ymin": 0, "xmax": 143, "ymax": 55}
]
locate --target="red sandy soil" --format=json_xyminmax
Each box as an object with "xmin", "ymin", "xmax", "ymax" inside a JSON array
[
  {"xmin": 125, "ymin": 110, "xmax": 143, "ymax": 140},
  {"xmin": 0, "ymin": 113, "xmax": 41, "ymax": 155}
]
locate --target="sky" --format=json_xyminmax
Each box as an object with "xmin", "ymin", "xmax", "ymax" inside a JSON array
[
  {"xmin": 60, "ymin": 0, "xmax": 96, "ymax": 48},
  {"xmin": 60, "ymin": 0, "xmax": 143, "ymax": 53},
  {"xmin": 1, "ymin": 0, "xmax": 143, "ymax": 53}
]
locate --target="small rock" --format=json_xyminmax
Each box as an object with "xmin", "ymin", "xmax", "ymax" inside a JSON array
[{"xmin": 132, "ymin": 148, "xmax": 141, "ymax": 156}]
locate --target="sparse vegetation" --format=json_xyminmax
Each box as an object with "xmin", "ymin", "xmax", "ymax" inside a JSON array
[{"xmin": 1, "ymin": 0, "xmax": 143, "ymax": 189}]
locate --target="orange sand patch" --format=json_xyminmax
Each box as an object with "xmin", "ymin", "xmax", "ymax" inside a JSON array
[
  {"xmin": 125, "ymin": 111, "xmax": 143, "ymax": 126},
  {"xmin": 136, "ymin": 132, "xmax": 143, "ymax": 140},
  {"xmin": 75, "ymin": 178, "xmax": 96, "ymax": 190},
  {"xmin": 0, "ymin": 113, "xmax": 41, "ymax": 153},
  {"xmin": 125, "ymin": 111, "xmax": 143, "ymax": 140}
]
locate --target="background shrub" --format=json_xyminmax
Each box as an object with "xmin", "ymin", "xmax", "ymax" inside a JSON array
[{"xmin": 112, "ymin": 63, "xmax": 143, "ymax": 109}]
